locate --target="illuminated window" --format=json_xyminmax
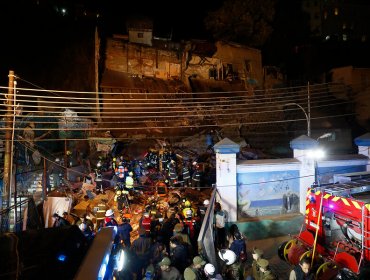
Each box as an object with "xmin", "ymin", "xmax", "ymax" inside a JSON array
[
  {"xmin": 334, "ymin": 7, "xmax": 339, "ymax": 16},
  {"xmin": 137, "ymin": 33, "xmax": 144, "ymax": 38}
]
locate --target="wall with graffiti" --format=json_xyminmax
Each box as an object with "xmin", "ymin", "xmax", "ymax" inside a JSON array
[
  {"xmin": 237, "ymin": 169, "xmax": 300, "ymax": 219},
  {"xmin": 317, "ymin": 165, "xmax": 366, "ymax": 184}
]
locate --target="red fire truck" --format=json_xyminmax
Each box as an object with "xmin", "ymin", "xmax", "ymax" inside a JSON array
[{"xmin": 278, "ymin": 180, "xmax": 370, "ymax": 279}]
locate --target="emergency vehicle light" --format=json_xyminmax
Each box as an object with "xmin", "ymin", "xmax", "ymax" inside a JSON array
[{"xmin": 57, "ymin": 254, "xmax": 66, "ymax": 262}]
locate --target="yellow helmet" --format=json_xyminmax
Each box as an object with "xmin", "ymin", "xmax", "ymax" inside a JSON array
[
  {"xmin": 185, "ymin": 201, "xmax": 191, "ymax": 207},
  {"xmin": 116, "ymin": 190, "xmax": 122, "ymax": 195}
]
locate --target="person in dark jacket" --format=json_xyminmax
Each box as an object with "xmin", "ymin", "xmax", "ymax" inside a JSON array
[
  {"xmin": 119, "ymin": 218, "xmax": 133, "ymax": 248},
  {"xmin": 229, "ymin": 231, "xmax": 246, "ymax": 261},
  {"xmin": 289, "ymin": 256, "xmax": 314, "ymax": 280},
  {"xmin": 132, "ymin": 228, "xmax": 152, "ymax": 279},
  {"xmin": 170, "ymin": 236, "xmax": 189, "ymax": 274}
]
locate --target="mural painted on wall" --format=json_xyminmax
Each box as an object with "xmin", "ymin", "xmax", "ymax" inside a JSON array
[
  {"xmin": 317, "ymin": 165, "xmax": 366, "ymax": 184},
  {"xmin": 237, "ymin": 170, "xmax": 300, "ymax": 218}
]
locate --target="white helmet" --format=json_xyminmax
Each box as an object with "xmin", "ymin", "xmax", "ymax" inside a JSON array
[
  {"xmin": 203, "ymin": 199, "xmax": 210, "ymax": 206},
  {"xmin": 105, "ymin": 209, "xmax": 114, "ymax": 217},
  {"xmin": 204, "ymin": 263, "xmax": 215, "ymax": 275},
  {"xmin": 185, "ymin": 209, "xmax": 193, "ymax": 218},
  {"xmin": 218, "ymin": 249, "xmax": 237, "ymax": 265}
]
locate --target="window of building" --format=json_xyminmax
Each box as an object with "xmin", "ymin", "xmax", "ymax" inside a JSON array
[{"xmin": 137, "ymin": 32, "xmax": 144, "ymax": 38}]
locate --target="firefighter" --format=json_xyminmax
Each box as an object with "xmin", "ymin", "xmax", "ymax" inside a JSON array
[
  {"xmin": 182, "ymin": 161, "xmax": 191, "ymax": 187},
  {"xmin": 140, "ymin": 212, "xmax": 152, "ymax": 236},
  {"xmin": 198, "ymin": 199, "xmax": 209, "ymax": 222},
  {"xmin": 184, "ymin": 209, "xmax": 201, "ymax": 254},
  {"xmin": 168, "ymin": 160, "xmax": 178, "ymax": 187},
  {"xmin": 192, "ymin": 162, "xmax": 202, "ymax": 190},
  {"xmin": 114, "ymin": 190, "xmax": 127, "ymax": 212},
  {"xmin": 116, "ymin": 164, "xmax": 125, "ymax": 184},
  {"xmin": 182, "ymin": 200, "xmax": 195, "ymax": 218}
]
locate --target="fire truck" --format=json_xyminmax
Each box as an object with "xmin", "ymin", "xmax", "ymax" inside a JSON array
[{"xmin": 278, "ymin": 179, "xmax": 370, "ymax": 279}]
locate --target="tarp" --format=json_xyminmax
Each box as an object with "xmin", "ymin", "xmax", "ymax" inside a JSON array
[{"xmin": 43, "ymin": 196, "xmax": 72, "ymax": 228}]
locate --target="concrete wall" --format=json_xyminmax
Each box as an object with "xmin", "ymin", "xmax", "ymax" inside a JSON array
[{"xmin": 215, "ymin": 137, "xmax": 370, "ymax": 223}]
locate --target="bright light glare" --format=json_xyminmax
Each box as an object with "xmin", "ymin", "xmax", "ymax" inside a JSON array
[
  {"xmin": 98, "ymin": 263, "xmax": 106, "ymax": 279},
  {"xmin": 117, "ymin": 250, "xmax": 125, "ymax": 272},
  {"xmin": 307, "ymin": 149, "xmax": 325, "ymax": 159}
]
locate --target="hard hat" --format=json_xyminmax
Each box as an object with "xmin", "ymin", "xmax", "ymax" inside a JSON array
[
  {"xmin": 129, "ymin": 172, "xmax": 133, "ymax": 176},
  {"xmin": 185, "ymin": 209, "xmax": 193, "ymax": 217},
  {"xmin": 257, "ymin": 258, "xmax": 269, "ymax": 269},
  {"xmin": 144, "ymin": 212, "xmax": 150, "ymax": 217},
  {"xmin": 116, "ymin": 190, "xmax": 122, "ymax": 195},
  {"xmin": 253, "ymin": 247, "xmax": 264, "ymax": 257},
  {"xmin": 185, "ymin": 201, "xmax": 191, "ymax": 207},
  {"xmin": 204, "ymin": 263, "xmax": 215, "ymax": 275},
  {"xmin": 55, "ymin": 157, "xmax": 60, "ymax": 162},
  {"xmin": 203, "ymin": 199, "xmax": 210, "ymax": 206},
  {"xmin": 105, "ymin": 209, "xmax": 114, "ymax": 217},
  {"xmin": 192, "ymin": 161, "xmax": 197, "ymax": 165},
  {"xmin": 218, "ymin": 249, "xmax": 237, "ymax": 265},
  {"xmin": 113, "ymin": 157, "xmax": 116, "ymax": 161}
]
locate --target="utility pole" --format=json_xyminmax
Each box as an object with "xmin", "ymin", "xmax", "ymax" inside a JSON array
[
  {"xmin": 307, "ymin": 81, "xmax": 311, "ymax": 137},
  {"xmin": 2, "ymin": 71, "xmax": 15, "ymax": 211}
]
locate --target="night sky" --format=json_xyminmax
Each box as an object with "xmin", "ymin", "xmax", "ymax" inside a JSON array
[{"xmin": 0, "ymin": 0, "xmax": 224, "ymax": 86}]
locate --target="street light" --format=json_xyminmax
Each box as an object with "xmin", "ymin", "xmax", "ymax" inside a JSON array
[
  {"xmin": 307, "ymin": 133, "xmax": 333, "ymax": 186},
  {"xmin": 284, "ymin": 102, "xmax": 310, "ymax": 137}
]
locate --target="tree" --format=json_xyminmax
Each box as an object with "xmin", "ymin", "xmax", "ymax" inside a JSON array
[{"xmin": 204, "ymin": 0, "xmax": 275, "ymax": 47}]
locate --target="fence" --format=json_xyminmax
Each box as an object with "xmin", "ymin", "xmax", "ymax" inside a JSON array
[{"xmin": 197, "ymin": 187, "xmax": 218, "ymax": 271}]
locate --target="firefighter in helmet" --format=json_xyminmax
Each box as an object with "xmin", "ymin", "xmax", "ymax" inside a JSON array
[{"xmin": 182, "ymin": 200, "xmax": 195, "ymax": 218}]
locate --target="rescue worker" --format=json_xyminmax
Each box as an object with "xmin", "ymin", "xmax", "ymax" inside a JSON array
[
  {"xmin": 112, "ymin": 157, "xmax": 117, "ymax": 174},
  {"xmin": 198, "ymin": 199, "xmax": 209, "ymax": 222},
  {"xmin": 289, "ymin": 256, "xmax": 314, "ymax": 280},
  {"xmin": 140, "ymin": 212, "xmax": 152, "ymax": 235},
  {"xmin": 182, "ymin": 161, "xmax": 191, "ymax": 187},
  {"xmin": 184, "ymin": 209, "xmax": 201, "ymax": 254},
  {"xmin": 245, "ymin": 247, "xmax": 264, "ymax": 280},
  {"xmin": 218, "ymin": 249, "xmax": 243, "ymax": 280},
  {"xmin": 104, "ymin": 209, "xmax": 118, "ymax": 227},
  {"xmin": 184, "ymin": 256, "xmax": 207, "ymax": 280},
  {"xmin": 256, "ymin": 259, "xmax": 277, "ymax": 280},
  {"xmin": 115, "ymin": 163, "xmax": 125, "ymax": 183},
  {"xmin": 168, "ymin": 159, "xmax": 178, "ymax": 187},
  {"xmin": 192, "ymin": 162, "xmax": 201, "ymax": 190},
  {"xmin": 114, "ymin": 190, "xmax": 125, "ymax": 212},
  {"xmin": 182, "ymin": 200, "xmax": 195, "ymax": 218},
  {"xmin": 126, "ymin": 171, "xmax": 134, "ymax": 190}
]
